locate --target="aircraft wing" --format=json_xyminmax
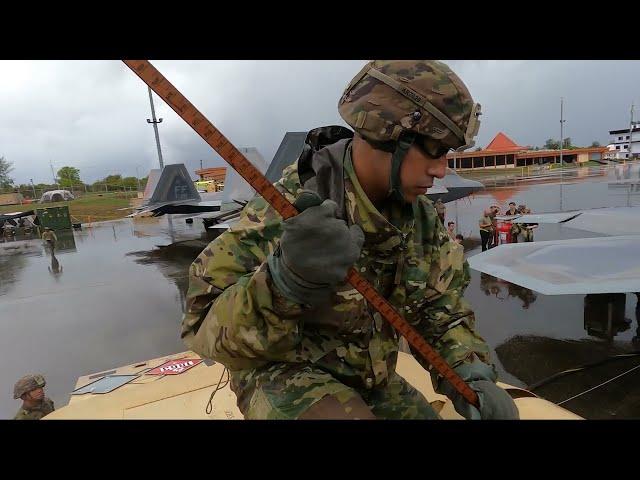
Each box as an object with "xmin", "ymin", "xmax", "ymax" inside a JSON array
[
  {"xmin": 510, "ymin": 212, "xmax": 582, "ymax": 224},
  {"xmin": 425, "ymin": 183, "xmax": 449, "ymax": 195},
  {"xmin": 495, "ymin": 214, "xmax": 522, "ymax": 221},
  {"xmin": 426, "ymin": 169, "xmax": 484, "ymax": 203},
  {"xmin": 500, "ymin": 206, "xmax": 640, "ymax": 236},
  {"xmin": 130, "ymin": 200, "xmax": 222, "ymax": 217},
  {"xmin": 467, "ymin": 235, "xmax": 640, "ymax": 295},
  {"xmin": 562, "ymin": 206, "xmax": 640, "ymax": 236}
]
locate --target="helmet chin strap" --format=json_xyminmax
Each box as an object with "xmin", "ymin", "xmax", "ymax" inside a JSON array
[{"xmin": 388, "ymin": 132, "xmax": 417, "ymax": 203}]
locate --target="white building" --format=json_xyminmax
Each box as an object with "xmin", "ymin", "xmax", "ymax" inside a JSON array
[{"xmin": 606, "ymin": 126, "xmax": 640, "ymax": 160}]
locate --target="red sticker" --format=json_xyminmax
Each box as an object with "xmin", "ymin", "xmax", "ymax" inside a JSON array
[{"xmin": 146, "ymin": 358, "xmax": 203, "ymax": 375}]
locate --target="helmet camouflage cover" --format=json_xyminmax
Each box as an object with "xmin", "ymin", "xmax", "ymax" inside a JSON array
[
  {"xmin": 14, "ymin": 374, "xmax": 46, "ymax": 399},
  {"xmin": 338, "ymin": 60, "xmax": 481, "ymax": 155}
]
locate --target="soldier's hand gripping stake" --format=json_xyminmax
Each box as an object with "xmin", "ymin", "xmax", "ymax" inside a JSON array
[
  {"xmin": 268, "ymin": 190, "xmax": 365, "ymax": 307},
  {"xmin": 123, "ymin": 60, "xmax": 480, "ymax": 408}
]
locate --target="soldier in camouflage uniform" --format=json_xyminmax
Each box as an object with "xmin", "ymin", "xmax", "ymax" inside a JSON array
[
  {"xmin": 505, "ymin": 202, "xmax": 521, "ymax": 243},
  {"xmin": 13, "ymin": 374, "xmax": 55, "ymax": 420},
  {"xmin": 182, "ymin": 60, "xmax": 518, "ymax": 419},
  {"xmin": 42, "ymin": 227, "xmax": 57, "ymax": 250},
  {"xmin": 517, "ymin": 204, "xmax": 536, "ymax": 242},
  {"xmin": 434, "ymin": 198, "xmax": 446, "ymax": 224}
]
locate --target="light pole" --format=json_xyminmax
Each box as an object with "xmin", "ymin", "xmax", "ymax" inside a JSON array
[
  {"xmin": 146, "ymin": 86, "xmax": 165, "ymax": 169},
  {"xmin": 559, "ymin": 97, "xmax": 566, "ymax": 169},
  {"xmin": 135, "ymin": 165, "xmax": 142, "ymax": 192},
  {"xmin": 629, "ymin": 102, "xmax": 635, "ymax": 162},
  {"xmin": 30, "ymin": 178, "xmax": 36, "ymax": 198},
  {"xmin": 50, "ymin": 160, "xmax": 58, "ymax": 187},
  {"xmin": 559, "ymin": 98, "xmax": 566, "ymax": 212}
]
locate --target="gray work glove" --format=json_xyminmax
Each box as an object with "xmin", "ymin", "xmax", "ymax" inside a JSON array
[
  {"xmin": 267, "ymin": 190, "xmax": 364, "ymax": 307},
  {"xmin": 440, "ymin": 360, "xmax": 520, "ymax": 420}
]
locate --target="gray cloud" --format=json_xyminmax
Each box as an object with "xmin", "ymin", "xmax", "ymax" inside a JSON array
[{"xmin": 1, "ymin": 60, "xmax": 638, "ymax": 185}]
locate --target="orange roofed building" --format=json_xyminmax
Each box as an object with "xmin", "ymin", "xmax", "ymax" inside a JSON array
[
  {"xmin": 195, "ymin": 166, "xmax": 226, "ymax": 182},
  {"xmin": 447, "ymin": 132, "xmax": 607, "ymax": 170}
]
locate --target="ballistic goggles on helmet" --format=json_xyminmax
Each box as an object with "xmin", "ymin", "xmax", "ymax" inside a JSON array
[
  {"xmin": 418, "ymin": 136, "xmax": 453, "ymax": 159},
  {"xmin": 33, "ymin": 375, "xmax": 45, "ymax": 387}
]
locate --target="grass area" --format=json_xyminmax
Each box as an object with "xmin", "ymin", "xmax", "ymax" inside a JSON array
[
  {"xmin": 459, "ymin": 167, "xmax": 526, "ymax": 179},
  {"xmin": 549, "ymin": 160, "xmax": 604, "ymax": 168},
  {"xmin": 0, "ymin": 192, "xmax": 139, "ymax": 222},
  {"xmin": 458, "ymin": 162, "xmax": 602, "ymax": 181}
]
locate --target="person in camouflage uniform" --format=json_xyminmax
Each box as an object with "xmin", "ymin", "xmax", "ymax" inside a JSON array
[
  {"xmin": 505, "ymin": 202, "xmax": 521, "ymax": 243},
  {"xmin": 434, "ymin": 198, "xmax": 446, "ymax": 224},
  {"xmin": 13, "ymin": 374, "xmax": 55, "ymax": 420},
  {"xmin": 517, "ymin": 204, "xmax": 536, "ymax": 242},
  {"xmin": 42, "ymin": 227, "xmax": 57, "ymax": 250},
  {"xmin": 182, "ymin": 60, "xmax": 518, "ymax": 420}
]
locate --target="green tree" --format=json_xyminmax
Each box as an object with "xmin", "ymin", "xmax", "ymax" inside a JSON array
[
  {"xmin": 91, "ymin": 174, "xmax": 141, "ymax": 192},
  {"xmin": 0, "ymin": 156, "xmax": 14, "ymax": 189},
  {"xmin": 591, "ymin": 141, "xmax": 601, "ymax": 147},
  {"xmin": 562, "ymin": 137, "xmax": 572, "ymax": 149},
  {"xmin": 121, "ymin": 176, "xmax": 139, "ymax": 188},
  {"xmin": 544, "ymin": 138, "xmax": 560, "ymax": 150},
  {"xmin": 104, "ymin": 174, "xmax": 122, "ymax": 185},
  {"xmin": 57, "ymin": 166, "xmax": 81, "ymax": 188}
]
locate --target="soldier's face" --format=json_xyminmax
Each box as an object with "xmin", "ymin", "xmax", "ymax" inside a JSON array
[
  {"xmin": 28, "ymin": 387, "xmax": 44, "ymax": 401},
  {"xmin": 400, "ymin": 144, "xmax": 447, "ymax": 203}
]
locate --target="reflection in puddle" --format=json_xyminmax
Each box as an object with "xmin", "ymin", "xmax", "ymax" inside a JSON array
[{"xmin": 480, "ymin": 272, "xmax": 538, "ymax": 309}]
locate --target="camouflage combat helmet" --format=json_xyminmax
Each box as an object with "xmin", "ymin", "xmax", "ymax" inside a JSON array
[
  {"xmin": 13, "ymin": 374, "xmax": 46, "ymax": 399},
  {"xmin": 338, "ymin": 60, "xmax": 481, "ymax": 202}
]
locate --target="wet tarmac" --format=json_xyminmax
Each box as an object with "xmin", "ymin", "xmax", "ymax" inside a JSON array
[
  {"xmin": 0, "ymin": 216, "xmax": 216, "ymax": 419},
  {"xmin": 453, "ymin": 161, "xmax": 640, "ymax": 418},
  {"xmin": 1, "ymin": 162, "xmax": 640, "ymax": 419}
]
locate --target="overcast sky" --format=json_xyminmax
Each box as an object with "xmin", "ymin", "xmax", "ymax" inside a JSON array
[{"xmin": 1, "ymin": 60, "xmax": 638, "ymax": 185}]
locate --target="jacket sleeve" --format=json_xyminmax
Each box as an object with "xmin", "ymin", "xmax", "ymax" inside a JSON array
[
  {"xmin": 408, "ymin": 200, "xmax": 494, "ymax": 393},
  {"xmin": 180, "ymin": 193, "xmax": 306, "ymax": 371}
]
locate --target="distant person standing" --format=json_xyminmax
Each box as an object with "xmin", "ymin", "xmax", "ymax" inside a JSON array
[
  {"xmin": 489, "ymin": 206, "xmax": 500, "ymax": 248},
  {"xmin": 518, "ymin": 205, "xmax": 536, "ymax": 242},
  {"xmin": 479, "ymin": 208, "xmax": 493, "ymax": 251},
  {"xmin": 435, "ymin": 198, "xmax": 446, "ymax": 224},
  {"xmin": 17, "ymin": 218, "xmax": 26, "ymax": 236},
  {"xmin": 506, "ymin": 201, "xmax": 520, "ymax": 243},
  {"xmin": 447, "ymin": 221, "xmax": 456, "ymax": 239},
  {"xmin": 41, "ymin": 227, "xmax": 57, "ymax": 250},
  {"xmin": 13, "ymin": 374, "xmax": 55, "ymax": 420},
  {"xmin": 505, "ymin": 202, "xmax": 518, "ymax": 216},
  {"xmin": 3, "ymin": 222, "xmax": 15, "ymax": 238}
]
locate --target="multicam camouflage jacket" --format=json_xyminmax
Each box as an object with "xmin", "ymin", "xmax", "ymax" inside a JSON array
[
  {"xmin": 181, "ymin": 126, "xmax": 492, "ymax": 393},
  {"xmin": 14, "ymin": 398, "xmax": 55, "ymax": 420}
]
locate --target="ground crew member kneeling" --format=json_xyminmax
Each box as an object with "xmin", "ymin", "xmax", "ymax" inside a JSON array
[
  {"xmin": 182, "ymin": 60, "xmax": 518, "ymax": 420},
  {"xmin": 13, "ymin": 374, "xmax": 55, "ymax": 420}
]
